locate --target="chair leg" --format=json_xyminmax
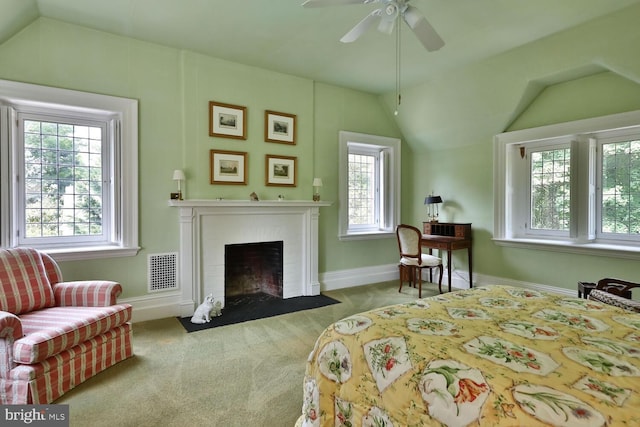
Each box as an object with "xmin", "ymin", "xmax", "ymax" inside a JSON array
[
  {"xmin": 437, "ymin": 264, "xmax": 443, "ymax": 293},
  {"xmin": 417, "ymin": 266, "xmax": 422, "ymax": 298},
  {"xmin": 398, "ymin": 264, "xmax": 403, "ymax": 293}
]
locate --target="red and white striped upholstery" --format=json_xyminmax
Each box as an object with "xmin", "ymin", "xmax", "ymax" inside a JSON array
[
  {"xmin": 0, "ymin": 247, "xmax": 133, "ymax": 404},
  {"xmin": 0, "ymin": 248, "xmax": 56, "ymax": 315}
]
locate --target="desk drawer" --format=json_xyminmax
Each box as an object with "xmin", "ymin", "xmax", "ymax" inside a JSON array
[{"xmin": 424, "ymin": 242, "xmax": 449, "ymax": 250}]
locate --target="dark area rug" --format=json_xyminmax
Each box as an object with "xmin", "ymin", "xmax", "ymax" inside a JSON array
[{"xmin": 177, "ymin": 293, "xmax": 340, "ymax": 333}]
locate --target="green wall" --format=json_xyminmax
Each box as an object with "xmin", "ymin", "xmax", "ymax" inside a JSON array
[
  {"xmin": 0, "ymin": 17, "xmax": 403, "ymax": 298},
  {"xmin": 2, "ymin": 4, "xmax": 640, "ymax": 301},
  {"xmin": 392, "ymin": 4, "xmax": 640, "ymax": 292}
]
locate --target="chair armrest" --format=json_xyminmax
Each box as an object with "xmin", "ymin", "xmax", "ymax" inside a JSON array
[
  {"xmin": 595, "ymin": 277, "xmax": 639, "ymax": 298},
  {"xmin": 52, "ymin": 281, "xmax": 123, "ymax": 307},
  {"xmin": 0, "ymin": 312, "xmax": 22, "ymax": 376},
  {"xmin": 589, "ymin": 289, "xmax": 640, "ymax": 313},
  {"xmin": 0, "ymin": 311, "xmax": 23, "ymax": 341}
]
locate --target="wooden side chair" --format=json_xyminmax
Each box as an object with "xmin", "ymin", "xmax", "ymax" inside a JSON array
[{"xmin": 396, "ymin": 224, "xmax": 443, "ymax": 298}]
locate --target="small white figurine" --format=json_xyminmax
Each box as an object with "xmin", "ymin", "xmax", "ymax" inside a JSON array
[
  {"xmin": 190, "ymin": 294, "xmax": 217, "ymax": 324},
  {"xmin": 211, "ymin": 300, "xmax": 222, "ymax": 317}
]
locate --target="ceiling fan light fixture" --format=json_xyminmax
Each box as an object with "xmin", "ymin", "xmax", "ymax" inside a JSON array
[{"xmin": 377, "ymin": 16, "xmax": 395, "ymax": 35}]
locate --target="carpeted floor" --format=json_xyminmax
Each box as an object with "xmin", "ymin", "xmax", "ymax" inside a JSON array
[{"xmin": 55, "ymin": 280, "xmax": 440, "ymax": 427}]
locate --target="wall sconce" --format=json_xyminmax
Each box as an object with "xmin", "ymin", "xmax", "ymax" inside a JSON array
[
  {"xmin": 312, "ymin": 178, "xmax": 323, "ymax": 202},
  {"xmin": 172, "ymin": 169, "xmax": 185, "ymax": 200},
  {"xmin": 424, "ymin": 194, "xmax": 443, "ymax": 223}
]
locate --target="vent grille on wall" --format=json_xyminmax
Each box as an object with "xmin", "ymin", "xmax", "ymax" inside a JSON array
[{"xmin": 148, "ymin": 252, "xmax": 178, "ymax": 292}]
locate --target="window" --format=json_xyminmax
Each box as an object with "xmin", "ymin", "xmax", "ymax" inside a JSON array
[
  {"xmin": 600, "ymin": 138, "xmax": 640, "ymax": 237},
  {"xmin": 494, "ymin": 110, "xmax": 640, "ymax": 258},
  {"xmin": 527, "ymin": 142, "xmax": 572, "ymax": 236},
  {"xmin": 338, "ymin": 131, "xmax": 400, "ymax": 240},
  {"xmin": 0, "ymin": 80, "xmax": 139, "ymax": 261}
]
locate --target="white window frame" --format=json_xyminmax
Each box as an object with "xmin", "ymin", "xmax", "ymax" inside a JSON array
[
  {"xmin": 338, "ymin": 131, "xmax": 400, "ymax": 240},
  {"xmin": 0, "ymin": 79, "xmax": 139, "ymax": 261},
  {"xmin": 519, "ymin": 138, "xmax": 576, "ymax": 239},
  {"xmin": 494, "ymin": 109, "xmax": 640, "ymax": 259}
]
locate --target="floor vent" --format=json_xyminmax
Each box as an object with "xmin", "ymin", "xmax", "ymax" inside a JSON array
[{"xmin": 148, "ymin": 252, "xmax": 178, "ymax": 292}]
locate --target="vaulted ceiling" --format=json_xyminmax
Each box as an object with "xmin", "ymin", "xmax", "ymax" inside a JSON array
[{"xmin": 2, "ymin": 0, "xmax": 639, "ymax": 95}]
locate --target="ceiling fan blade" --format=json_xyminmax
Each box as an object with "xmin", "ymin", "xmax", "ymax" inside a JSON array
[
  {"xmin": 302, "ymin": 0, "xmax": 374, "ymax": 8},
  {"xmin": 340, "ymin": 9, "xmax": 382, "ymax": 43},
  {"xmin": 402, "ymin": 5, "xmax": 444, "ymax": 51}
]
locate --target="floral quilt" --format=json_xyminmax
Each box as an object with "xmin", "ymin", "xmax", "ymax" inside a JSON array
[{"xmin": 300, "ymin": 285, "xmax": 640, "ymax": 427}]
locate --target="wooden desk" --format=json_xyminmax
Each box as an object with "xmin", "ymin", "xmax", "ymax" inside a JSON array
[{"xmin": 422, "ymin": 222, "xmax": 472, "ymax": 292}]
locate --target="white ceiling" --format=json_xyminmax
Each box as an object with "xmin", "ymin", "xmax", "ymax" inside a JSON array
[{"xmin": 2, "ymin": 0, "xmax": 639, "ymax": 94}]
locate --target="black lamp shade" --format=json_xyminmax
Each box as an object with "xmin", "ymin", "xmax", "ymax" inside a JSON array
[{"xmin": 424, "ymin": 195, "xmax": 443, "ymax": 205}]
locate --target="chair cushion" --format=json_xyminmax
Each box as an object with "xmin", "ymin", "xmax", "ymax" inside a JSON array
[
  {"xmin": 0, "ymin": 248, "xmax": 55, "ymax": 315},
  {"xmin": 400, "ymin": 254, "xmax": 441, "ymax": 267},
  {"xmin": 588, "ymin": 289, "xmax": 640, "ymax": 313},
  {"xmin": 13, "ymin": 304, "xmax": 132, "ymax": 364}
]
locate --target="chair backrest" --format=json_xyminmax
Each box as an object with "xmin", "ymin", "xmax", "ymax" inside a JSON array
[
  {"xmin": 0, "ymin": 247, "xmax": 56, "ymax": 314},
  {"xmin": 396, "ymin": 224, "xmax": 422, "ymax": 260},
  {"xmin": 595, "ymin": 277, "xmax": 638, "ymax": 298}
]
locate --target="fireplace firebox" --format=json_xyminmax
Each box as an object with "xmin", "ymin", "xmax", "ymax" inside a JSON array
[{"xmin": 225, "ymin": 241, "xmax": 283, "ymax": 298}]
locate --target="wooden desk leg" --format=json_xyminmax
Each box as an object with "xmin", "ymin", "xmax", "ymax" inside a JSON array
[
  {"xmin": 468, "ymin": 246, "xmax": 473, "ymax": 288},
  {"xmin": 447, "ymin": 249, "xmax": 452, "ymax": 292}
]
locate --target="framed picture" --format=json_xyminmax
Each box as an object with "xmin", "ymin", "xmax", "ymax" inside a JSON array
[
  {"xmin": 264, "ymin": 110, "xmax": 296, "ymax": 145},
  {"xmin": 265, "ymin": 154, "xmax": 297, "ymax": 187},
  {"xmin": 209, "ymin": 101, "xmax": 247, "ymax": 139},
  {"xmin": 210, "ymin": 150, "xmax": 247, "ymax": 185}
]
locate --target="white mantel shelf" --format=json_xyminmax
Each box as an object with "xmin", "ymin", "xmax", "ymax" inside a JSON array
[
  {"xmin": 169, "ymin": 198, "xmax": 331, "ymax": 317},
  {"xmin": 168, "ymin": 199, "xmax": 332, "ymax": 208}
]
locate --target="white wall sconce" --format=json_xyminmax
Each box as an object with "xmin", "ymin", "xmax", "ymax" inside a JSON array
[{"xmin": 172, "ymin": 169, "xmax": 185, "ymax": 200}]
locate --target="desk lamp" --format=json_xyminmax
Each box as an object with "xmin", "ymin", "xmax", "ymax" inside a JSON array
[{"xmin": 424, "ymin": 194, "xmax": 442, "ymax": 222}]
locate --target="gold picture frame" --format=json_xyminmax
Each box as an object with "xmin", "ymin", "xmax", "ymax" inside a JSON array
[
  {"xmin": 264, "ymin": 110, "xmax": 296, "ymax": 145},
  {"xmin": 265, "ymin": 154, "xmax": 297, "ymax": 187},
  {"xmin": 210, "ymin": 150, "xmax": 247, "ymax": 185},
  {"xmin": 209, "ymin": 101, "xmax": 247, "ymax": 139}
]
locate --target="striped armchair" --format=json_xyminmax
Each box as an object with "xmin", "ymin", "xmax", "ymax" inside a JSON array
[{"xmin": 0, "ymin": 247, "xmax": 133, "ymax": 404}]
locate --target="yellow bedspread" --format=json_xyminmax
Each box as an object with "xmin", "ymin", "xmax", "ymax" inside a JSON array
[{"xmin": 300, "ymin": 285, "xmax": 640, "ymax": 427}]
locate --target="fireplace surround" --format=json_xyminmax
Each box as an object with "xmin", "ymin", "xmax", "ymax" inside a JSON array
[{"xmin": 169, "ymin": 199, "xmax": 331, "ymax": 317}]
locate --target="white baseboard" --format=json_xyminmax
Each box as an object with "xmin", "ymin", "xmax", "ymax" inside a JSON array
[
  {"xmin": 321, "ymin": 264, "xmax": 471, "ymax": 292},
  {"xmin": 124, "ymin": 266, "xmax": 575, "ymax": 323},
  {"xmin": 121, "ymin": 292, "xmax": 182, "ymax": 323},
  {"xmin": 320, "ymin": 264, "xmax": 400, "ymax": 291},
  {"xmin": 321, "ymin": 264, "xmax": 575, "ymax": 296}
]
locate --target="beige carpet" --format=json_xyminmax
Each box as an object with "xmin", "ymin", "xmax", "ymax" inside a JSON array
[{"xmin": 57, "ymin": 280, "xmax": 439, "ymax": 427}]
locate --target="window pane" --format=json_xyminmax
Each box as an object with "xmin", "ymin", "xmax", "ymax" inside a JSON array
[
  {"xmin": 348, "ymin": 153, "xmax": 376, "ymax": 226},
  {"xmin": 22, "ymin": 120, "xmax": 103, "ymax": 238},
  {"xmin": 530, "ymin": 148, "xmax": 571, "ymax": 231},
  {"xmin": 601, "ymin": 140, "xmax": 640, "ymax": 235}
]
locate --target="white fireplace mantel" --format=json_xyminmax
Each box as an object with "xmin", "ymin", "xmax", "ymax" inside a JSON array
[{"xmin": 169, "ymin": 199, "xmax": 331, "ymax": 317}]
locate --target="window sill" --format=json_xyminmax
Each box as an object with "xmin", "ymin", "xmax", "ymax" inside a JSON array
[
  {"xmin": 39, "ymin": 245, "xmax": 141, "ymax": 262},
  {"xmin": 493, "ymin": 238, "xmax": 640, "ymax": 260},
  {"xmin": 339, "ymin": 231, "xmax": 395, "ymax": 241}
]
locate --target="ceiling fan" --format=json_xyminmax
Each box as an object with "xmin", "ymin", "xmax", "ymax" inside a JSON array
[{"xmin": 302, "ymin": 0, "xmax": 444, "ymax": 52}]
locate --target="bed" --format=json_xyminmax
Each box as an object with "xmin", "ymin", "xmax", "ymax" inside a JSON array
[{"xmin": 298, "ymin": 285, "xmax": 640, "ymax": 427}]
